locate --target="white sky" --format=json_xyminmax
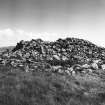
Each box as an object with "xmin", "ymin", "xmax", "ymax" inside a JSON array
[{"xmin": 0, "ymin": 28, "xmax": 105, "ymax": 47}]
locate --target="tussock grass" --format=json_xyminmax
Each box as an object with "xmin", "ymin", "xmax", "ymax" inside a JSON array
[{"xmin": 0, "ymin": 66, "xmax": 105, "ymax": 105}]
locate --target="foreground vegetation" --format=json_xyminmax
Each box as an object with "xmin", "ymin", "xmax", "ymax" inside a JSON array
[{"xmin": 0, "ymin": 66, "xmax": 105, "ymax": 105}]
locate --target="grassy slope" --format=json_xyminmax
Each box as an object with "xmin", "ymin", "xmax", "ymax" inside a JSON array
[
  {"xmin": 0, "ymin": 67, "xmax": 105, "ymax": 105},
  {"xmin": 0, "ymin": 46, "xmax": 14, "ymax": 52}
]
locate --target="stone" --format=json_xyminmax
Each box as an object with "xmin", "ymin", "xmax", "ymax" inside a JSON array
[
  {"xmin": 65, "ymin": 70, "xmax": 71, "ymax": 75},
  {"xmin": 58, "ymin": 69, "xmax": 63, "ymax": 74},
  {"xmin": 91, "ymin": 63, "xmax": 98, "ymax": 70},
  {"xmin": 71, "ymin": 71, "xmax": 76, "ymax": 76},
  {"xmin": 53, "ymin": 54, "xmax": 60, "ymax": 60},
  {"xmin": 82, "ymin": 64, "xmax": 90, "ymax": 69},
  {"xmin": 52, "ymin": 66, "xmax": 62, "ymax": 70},
  {"xmin": 62, "ymin": 56, "xmax": 68, "ymax": 61},
  {"xmin": 93, "ymin": 59, "xmax": 101, "ymax": 64},
  {"xmin": 101, "ymin": 64, "xmax": 105, "ymax": 70}
]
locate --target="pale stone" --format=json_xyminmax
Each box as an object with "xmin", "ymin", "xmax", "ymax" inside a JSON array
[
  {"xmin": 101, "ymin": 64, "xmax": 105, "ymax": 70},
  {"xmin": 53, "ymin": 54, "xmax": 60, "ymax": 60},
  {"xmin": 91, "ymin": 63, "xmax": 98, "ymax": 70},
  {"xmin": 82, "ymin": 64, "xmax": 90, "ymax": 69}
]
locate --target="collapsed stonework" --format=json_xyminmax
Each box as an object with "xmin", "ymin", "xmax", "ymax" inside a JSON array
[{"xmin": 0, "ymin": 37, "xmax": 105, "ymax": 75}]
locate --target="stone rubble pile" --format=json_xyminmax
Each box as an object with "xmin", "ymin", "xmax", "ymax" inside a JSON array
[{"xmin": 0, "ymin": 37, "xmax": 105, "ymax": 75}]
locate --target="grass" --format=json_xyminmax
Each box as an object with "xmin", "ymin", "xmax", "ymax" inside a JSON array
[{"xmin": 0, "ymin": 66, "xmax": 105, "ymax": 105}]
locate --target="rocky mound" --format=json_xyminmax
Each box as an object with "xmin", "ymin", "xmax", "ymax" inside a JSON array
[
  {"xmin": 0, "ymin": 37, "xmax": 105, "ymax": 75},
  {"xmin": 13, "ymin": 38, "xmax": 105, "ymax": 61}
]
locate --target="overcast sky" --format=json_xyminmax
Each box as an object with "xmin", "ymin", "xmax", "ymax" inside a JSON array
[{"xmin": 0, "ymin": 0, "xmax": 105, "ymax": 47}]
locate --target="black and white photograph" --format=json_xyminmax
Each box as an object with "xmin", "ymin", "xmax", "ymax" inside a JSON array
[{"xmin": 0, "ymin": 0, "xmax": 105, "ymax": 105}]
